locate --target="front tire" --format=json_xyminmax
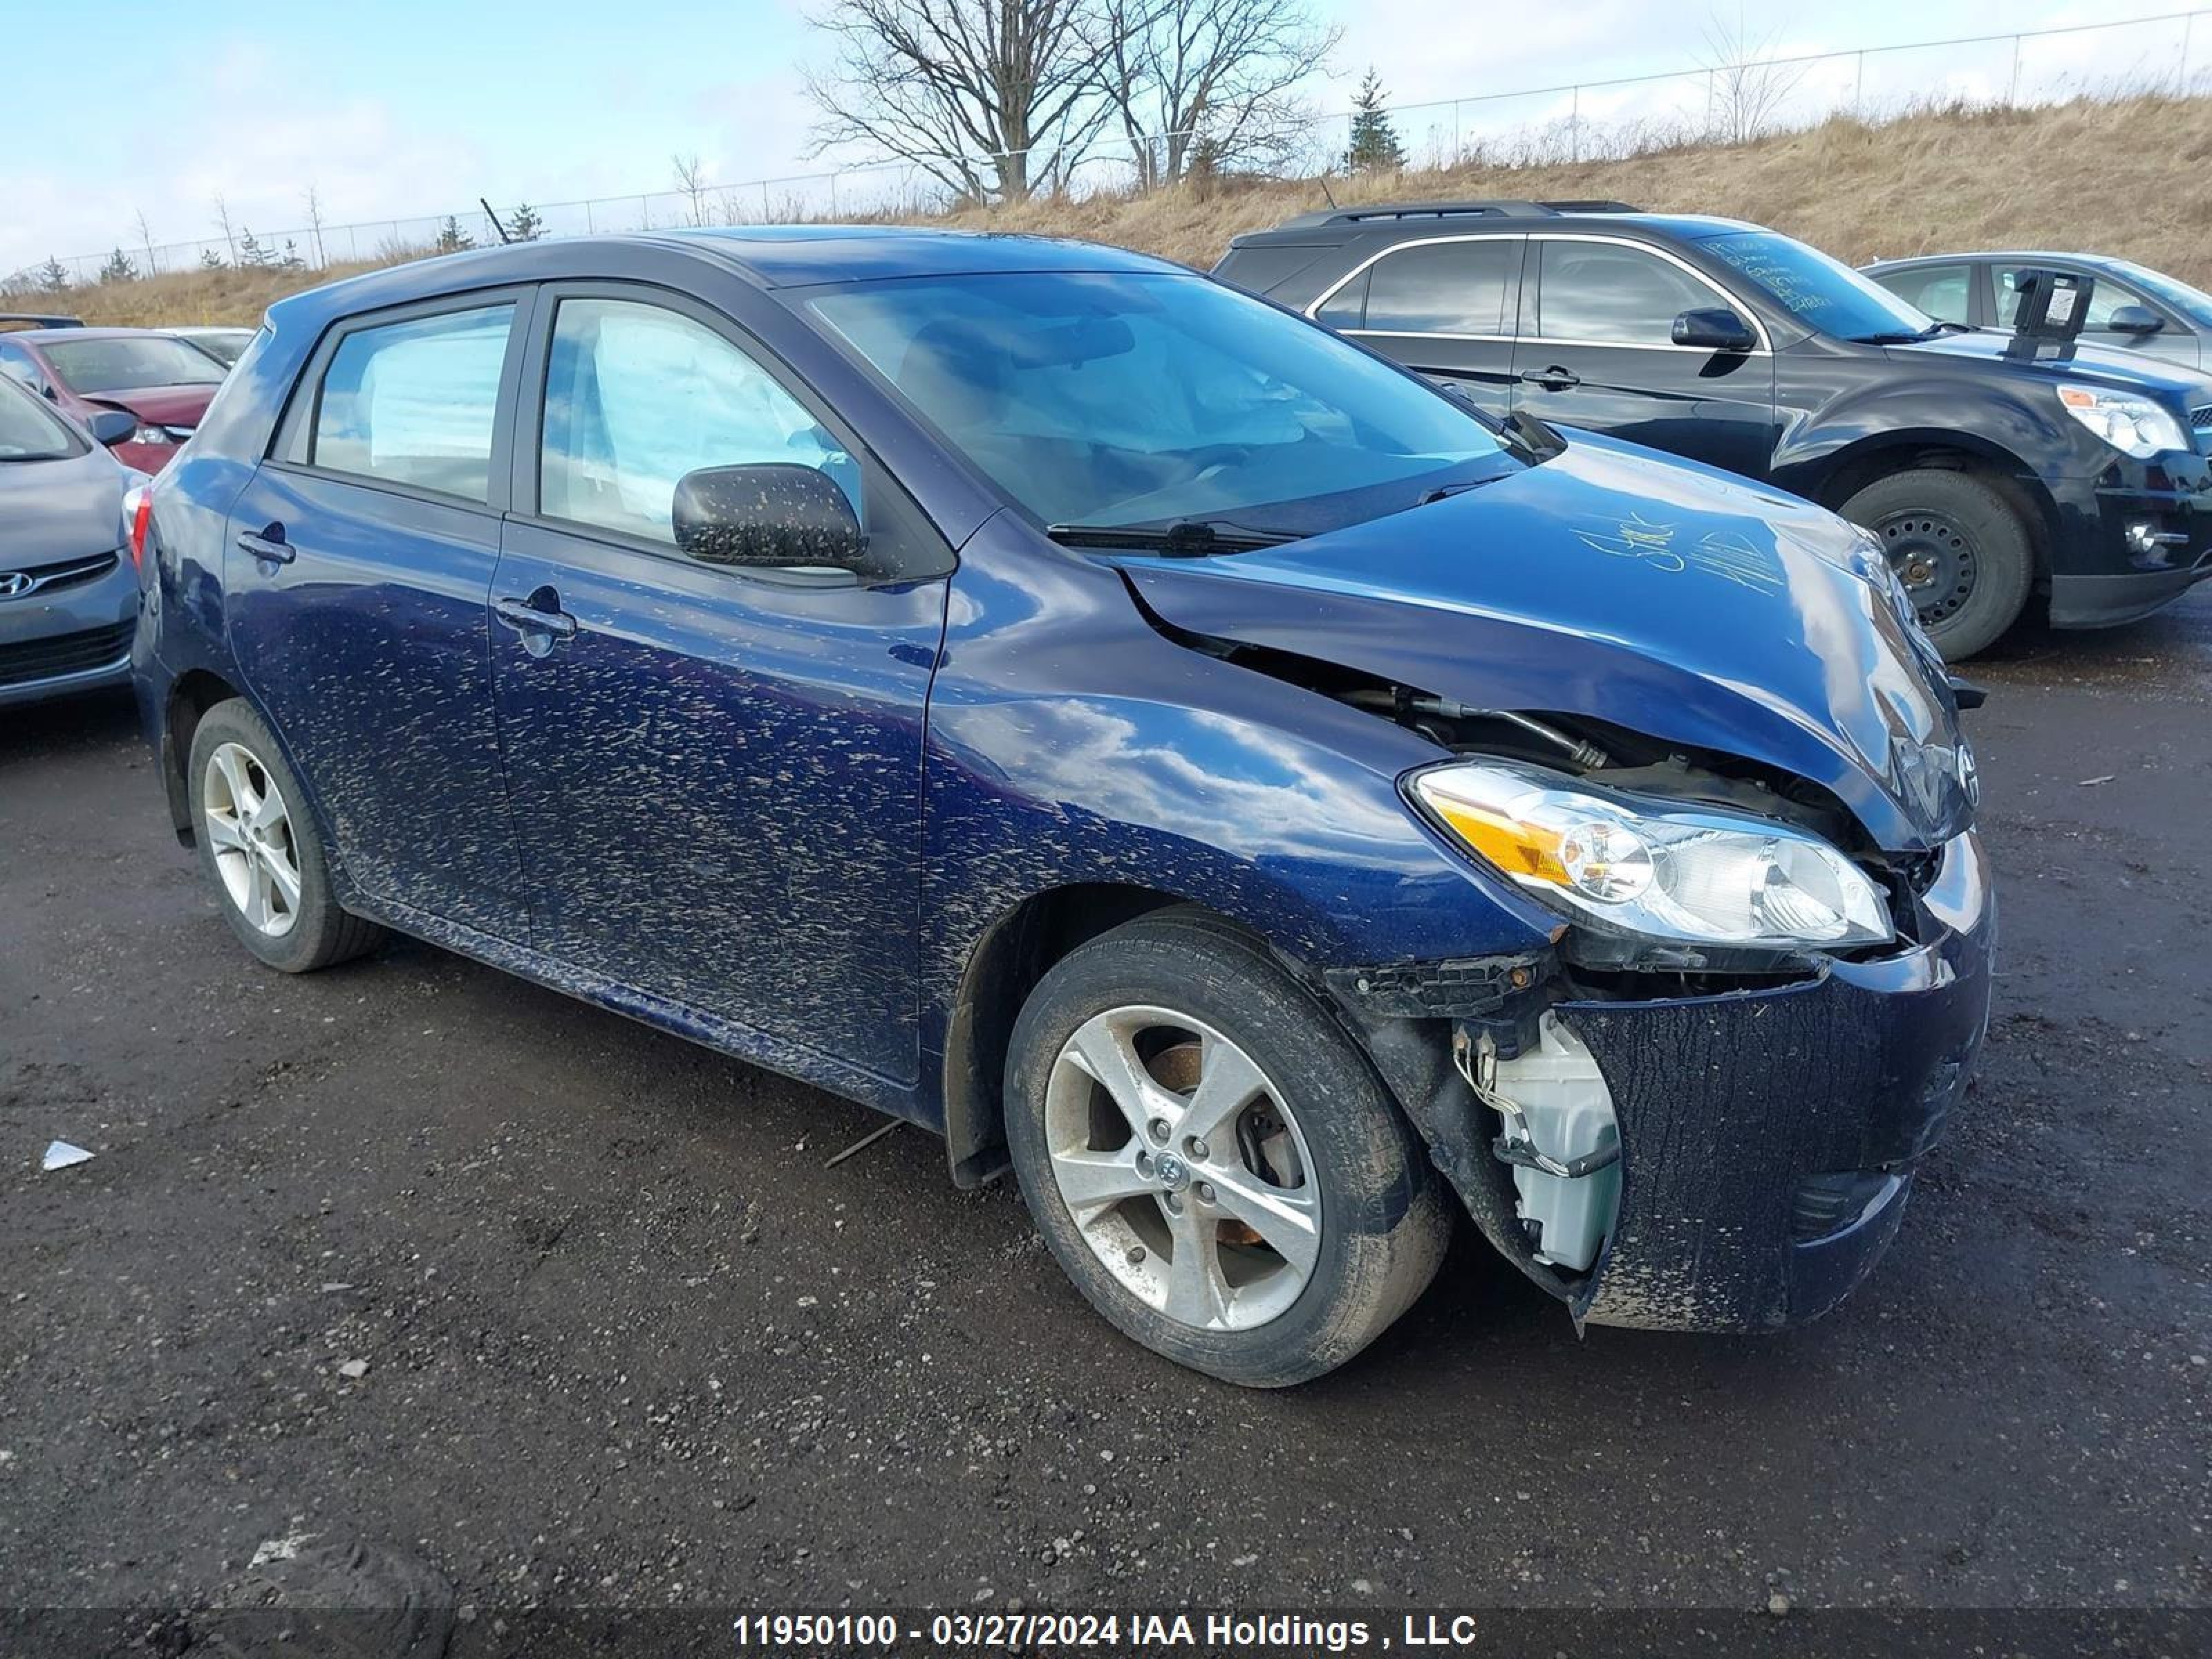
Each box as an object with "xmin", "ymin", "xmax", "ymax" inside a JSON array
[
  {"xmin": 1840, "ymin": 468, "xmax": 2034, "ymax": 661},
  {"xmin": 187, "ymin": 698, "xmax": 383, "ymax": 973},
  {"xmin": 1004, "ymin": 909, "xmax": 1450, "ymax": 1387}
]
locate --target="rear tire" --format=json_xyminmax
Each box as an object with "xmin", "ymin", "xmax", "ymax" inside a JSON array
[
  {"xmin": 1839, "ymin": 469, "xmax": 2034, "ymax": 661},
  {"xmin": 187, "ymin": 698, "xmax": 383, "ymax": 974},
  {"xmin": 1004, "ymin": 908, "xmax": 1450, "ymax": 1387}
]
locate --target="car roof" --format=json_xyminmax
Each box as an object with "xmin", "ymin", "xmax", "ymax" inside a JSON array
[
  {"xmin": 0, "ymin": 326, "xmax": 178, "ymax": 347},
  {"xmin": 266, "ymin": 227, "xmax": 1188, "ymax": 330},
  {"xmin": 1230, "ymin": 203, "xmax": 1763, "ymax": 246},
  {"xmin": 1864, "ymin": 251, "xmax": 2135, "ymax": 271}
]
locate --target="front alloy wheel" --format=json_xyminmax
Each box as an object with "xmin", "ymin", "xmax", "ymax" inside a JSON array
[
  {"xmin": 1045, "ymin": 1005, "xmax": 1320, "ymax": 1332},
  {"xmin": 1006, "ymin": 908, "xmax": 1450, "ymax": 1387}
]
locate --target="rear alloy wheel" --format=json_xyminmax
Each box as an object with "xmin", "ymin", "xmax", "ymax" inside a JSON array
[
  {"xmin": 1006, "ymin": 908, "xmax": 1450, "ymax": 1387},
  {"xmin": 202, "ymin": 741, "xmax": 303, "ymax": 939},
  {"xmin": 187, "ymin": 698, "xmax": 384, "ymax": 973},
  {"xmin": 1840, "ymin": 469, "xmax": 2034, "ymax": 661}
]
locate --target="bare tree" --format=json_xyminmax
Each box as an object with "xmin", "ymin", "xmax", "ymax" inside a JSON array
[
  {"xmin": 1093, "ymin": 0, "xmax": 1338, "ymax": 187},
  {"xmin": 1700, "ymin": 9, "xmax": 1806, "ymax": 144},
  {"xmin": 213, "ymin": 195, "xmax": 239, "ymax": 263},
  {"xmin": 672, "ymin": 153, "xmax": 713, "ymax": 225},
  {"xmin": 803, "ymin": 0, "xmax": 1114, "ymax": 202},
  {"xmin": 133, "ymin": 209, "xmax": 157, "ymax": 277},
  {"xmin": 303, "ymin": 185, "xmax": 328, "ymax": 268}
]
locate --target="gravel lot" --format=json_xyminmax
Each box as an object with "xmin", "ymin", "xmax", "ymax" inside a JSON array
[{"xmin": 1, "ymin": 600, "xmax": 2207, "ymax": 1649}]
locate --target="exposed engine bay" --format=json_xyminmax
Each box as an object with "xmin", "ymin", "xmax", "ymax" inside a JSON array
[{"xmin": 1163, "ymin": 621, "xmax": 1956, "ymax": 1302}]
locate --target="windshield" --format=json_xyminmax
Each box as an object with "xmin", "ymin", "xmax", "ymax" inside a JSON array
[
  {"xmin": 0, "ymin": 379, "xmax": 79, "ymax": 460},
  {"xmin": 2110, "ymin": 261, "xmax": 2212, "ymax": 328},
  {"xmin": 1703, "ymin": 231, "xmax": 1937, "ymax": 342},
  {"xmin": 808, "ymin": 271, "xmax": 1508, "ymax": 537},
  {"xmin": 178, "ymin": 330, "xmax": 252, "ymax": 367},
  {"xmin": 43, "ymin": 334, "xmax": 225, "ymax": 393}
]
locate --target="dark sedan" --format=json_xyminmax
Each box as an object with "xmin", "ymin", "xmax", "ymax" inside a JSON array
[
  {"xmin": 0, "ymin": 326, "xmax": 224, "ymax": 474},
  {"xmin": 0, "ymin": 378, "xmax": 142, "ymax": 707}
]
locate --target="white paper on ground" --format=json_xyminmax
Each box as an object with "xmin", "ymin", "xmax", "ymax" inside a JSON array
[{"xmin": 41, "ymin": 1141, "xmax": 95, "ymax": 1172}]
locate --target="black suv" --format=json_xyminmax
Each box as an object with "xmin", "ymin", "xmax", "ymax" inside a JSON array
[{"xmin": 1216, "ymin": 200, "xmax": 2212, "ymax": 658}]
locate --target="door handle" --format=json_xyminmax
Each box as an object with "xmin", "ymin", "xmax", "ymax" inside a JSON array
[
  {"xmin": 494, "ymin": 592, "xmax": 579, "ymax": 641},
  {"xmin": 236, "ymin": 527, "xmax": 294, "ymax": 565},
  {"xmin": 1518, "ymin": 366, "xmax": 1581, "ymax": 391}
]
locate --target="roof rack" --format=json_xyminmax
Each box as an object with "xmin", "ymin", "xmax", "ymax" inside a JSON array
[
  {"xmin": 1277, "ymin": 198, "xmax": 1641, "ymax": 230},
  {"xmin": 0, "ymin": 313, "xmax": 86, "ymax": 331}
]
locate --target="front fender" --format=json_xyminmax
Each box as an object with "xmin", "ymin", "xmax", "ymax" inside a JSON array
[
  {"xmin": 1769, "ymin": 377, "xmax": 2082, "ymax": 503},
  {"xmin": 919, "ymin": 516, "xmax": 1552, "ymax": 1062}
]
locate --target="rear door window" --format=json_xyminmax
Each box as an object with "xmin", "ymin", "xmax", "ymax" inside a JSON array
[
  {"xmin": 308, "ymin": 304, "xmax": 515, "ymax": 502},
  {"xmin": 1362, "ymin": 240, "xmax": 1519, "ymax": 335}
]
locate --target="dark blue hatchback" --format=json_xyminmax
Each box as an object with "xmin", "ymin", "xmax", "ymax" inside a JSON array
[{"xmin": 133, "ymin": 228, "xmax": 1992, "ymax": 1385}]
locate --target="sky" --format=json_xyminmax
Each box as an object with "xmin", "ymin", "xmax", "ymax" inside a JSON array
[{"xmin": 5, "ymin": 0, "xmax": 2191, "ymax": 274}]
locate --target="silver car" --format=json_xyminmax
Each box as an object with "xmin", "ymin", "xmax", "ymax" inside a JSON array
[{"xmin": 0, "ymin": 378, "xmax": 142, "ymax": 708}]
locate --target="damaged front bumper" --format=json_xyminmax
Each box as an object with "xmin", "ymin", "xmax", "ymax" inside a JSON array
[{"xmin": 1342, "ymin": 829, "xmax": 1994, "ymax": 1334}]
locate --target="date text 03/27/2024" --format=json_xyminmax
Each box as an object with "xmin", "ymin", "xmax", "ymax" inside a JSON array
[{"xmin": 731, "ymin": 1611, "xmax": 1492, "ymax": 1651}]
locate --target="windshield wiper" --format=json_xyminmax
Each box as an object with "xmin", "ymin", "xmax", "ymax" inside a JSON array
[
  {"xmin": 1855, "ymin": 321, "xmax": 1971, "ymax": 344},
  {"xmin": 1044, "ymin": 518, "xmax": 1300, "ymax": 555}
]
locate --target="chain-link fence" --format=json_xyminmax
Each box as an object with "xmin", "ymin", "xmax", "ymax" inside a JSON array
[{"xmin": 9, "ymin": 8, "xmax": 2209, "ymax": 293}]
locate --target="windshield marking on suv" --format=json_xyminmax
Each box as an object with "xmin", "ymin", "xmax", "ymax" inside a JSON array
[{"xmin": 1704, "ymin": 231, "xmax": 1931, "ymax": 342}]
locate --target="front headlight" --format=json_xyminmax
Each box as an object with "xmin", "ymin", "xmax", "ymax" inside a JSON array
[
  {"xmin": 1412, "ymin": 760, "xmax": 1893, "ymax": 952},
  {"xmin": 2058, "ymin": 384, "xmax": 2189, "ymax": 460}
]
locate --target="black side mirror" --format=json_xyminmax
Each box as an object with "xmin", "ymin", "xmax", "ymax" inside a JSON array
[
  {"xmin": 85, "ymin": 409, "xmax": 138, "ymax": 447},
  {"xmin": 671, "ymin": 462, "xmax": 868, "ymax": 572},
  {"xmin": 1671, "ymin": 307, "xmax": 1758, "ymax": 353},
  {"xmin": 2106, "ymin": 304, "xmax": 2164, "ymax": 337}
]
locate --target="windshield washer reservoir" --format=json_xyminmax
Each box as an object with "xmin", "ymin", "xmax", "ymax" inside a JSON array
[{"xmin": 1472, "ymin": 1012, "xmax": 1622, "ymax": 1273}]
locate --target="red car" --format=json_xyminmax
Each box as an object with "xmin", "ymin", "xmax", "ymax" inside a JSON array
[{"xmin": 0, "ymin": 326, "xmax": 226, "ymax": 474}]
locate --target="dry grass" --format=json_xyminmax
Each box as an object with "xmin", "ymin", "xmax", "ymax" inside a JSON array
[
  {"xmin": 64, "ymin": 258, "xmax": 393, "ymax": 328},
  {"xmin": 52, "ymin": 92, "xmax": 2212, "ymax": 328}
]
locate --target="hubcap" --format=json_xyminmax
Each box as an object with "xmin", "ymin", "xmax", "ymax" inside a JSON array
[
  {"xmin": 1043, "ymin": 1006, "xmax": 1319, "ymax": 1333},
  {"xmin": 1875, "ymin": 510, "xmax": 1980, "ymax": 626},
  {"xmin": 201, "ymin": 742, "xmax": 302, "ymax": 938}
]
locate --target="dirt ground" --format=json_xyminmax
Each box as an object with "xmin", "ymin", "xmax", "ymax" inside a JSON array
[{"xmin": 1, "ymin": 599, "xmax": 2207, "ymax": 1653}]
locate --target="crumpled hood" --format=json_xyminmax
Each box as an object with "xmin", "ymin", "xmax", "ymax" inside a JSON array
[
  {"xmin": 1115, "ymin": 435, "xmax": 1974, "ymax": 852},
  {"xmin": 0, "ymin": 444, "xmax": 126, "ymax": 565},
  {"xmin": 83, "ymin": 384, "xmax": 215, "ymax": 427}
]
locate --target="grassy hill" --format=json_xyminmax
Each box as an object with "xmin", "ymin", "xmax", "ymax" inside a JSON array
[{"xmin": 50, "ymin": 91, "xmax": 2212, "ymax": 328}]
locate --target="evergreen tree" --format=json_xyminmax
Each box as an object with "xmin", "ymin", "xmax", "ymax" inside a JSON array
[
  {"xmin": 1345, "ymin": 68, "xmax": 1405, "ymax": 173},
  {"xmin": 37, "ymin": 256, "xmax": 72, "ymax": 292},
  {"xmin": 99, "ymin": 247, "xmax": 137, "ymax": 284},
  {"xmin": 235, "ymin": 225, "xmax": 272, "ymax": 267},
  {"xmin": 433, "ymin": 215, "xmax": 475, "ymax": 254},
  {"xmin": 507, "ymin": 203, "xmax": 545, "ymax": 242},
  {"xmin": 279, "ymin": 238, "xmax": 306, "ymax": 269},
  {"xmin": 199, "ymin": 247, "xmax": 228, "ymax": 270}
]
